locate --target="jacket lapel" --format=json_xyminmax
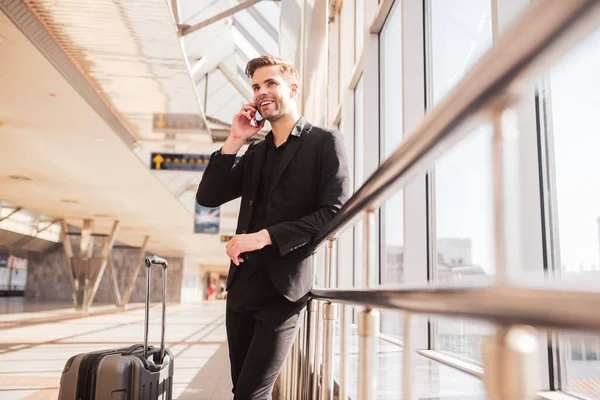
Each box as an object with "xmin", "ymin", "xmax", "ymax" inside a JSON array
[{"xmin": 268, "ymin": 117, "xmax": 312, "ymax": 200}]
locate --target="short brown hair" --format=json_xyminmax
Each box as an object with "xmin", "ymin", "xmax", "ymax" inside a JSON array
[{"xmin": 245, "ymin": 55, "xmax": 299, "ymax": 86}]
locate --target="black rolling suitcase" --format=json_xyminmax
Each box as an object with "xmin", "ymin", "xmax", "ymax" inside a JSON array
[{"xmin": 58, "ymin": 255, "xmax": 175, "ymax": 400}]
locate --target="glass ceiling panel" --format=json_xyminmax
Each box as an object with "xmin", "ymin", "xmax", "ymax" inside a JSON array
[{"xmin": 235, "ymin": 9, "xmax": 278, "ymax": 55}]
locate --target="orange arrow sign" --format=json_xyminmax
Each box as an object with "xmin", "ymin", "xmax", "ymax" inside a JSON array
[
  {"xmin": 153, "ymin": 154, "xmax": 164, "ymax": 169},
  {"xmin": 155, "ymin": 114, "xmax": 166, "ymax": 129}
]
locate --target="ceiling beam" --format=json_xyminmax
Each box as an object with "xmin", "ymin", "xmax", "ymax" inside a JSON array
[
  {"xmin": 0, "ymin": 207, "xmax": 23, "ymax": 222},
  {"xmin": 180, "ymin": 0, "xmax": 265, "ymax": 37},
  {"xmin": 218, "ymin": 63, "xmax": 253, "ymax": 103}
]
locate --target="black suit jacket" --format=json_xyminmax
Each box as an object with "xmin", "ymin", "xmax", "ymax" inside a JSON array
[{"xmin": 196, "ymin": 117, "xmax": 350, "ymax": 302}]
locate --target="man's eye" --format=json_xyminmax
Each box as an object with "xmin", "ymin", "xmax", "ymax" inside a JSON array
[{"xmin": 269, "ymin": 82, "xmax": 276, "ymax": 86}]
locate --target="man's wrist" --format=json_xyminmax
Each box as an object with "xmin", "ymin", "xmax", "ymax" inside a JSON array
[
  {"xmin": 221, "ymin": 136, "xmax": 246, "ymax": 155},
  {"xmin": 260, "ymin": 229, "xmax": 272, "ymax": 246}
]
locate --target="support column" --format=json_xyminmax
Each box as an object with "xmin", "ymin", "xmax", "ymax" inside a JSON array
[
  {"xmin": 73, "ymin": 219, "xmax": 94, "ymax": 311},
  {"xmin": 60, "ymin": 220, "xmax": 78, "ymax": 308},
  {"xmin": 107, "ymin": 256, "xmax": 123, "ymax": 306},
  {"xmin": 84, "ymin": 221, "xmax": 120, "ymax": 310},
  {"xmin": 121, "ymin": 235, "xmax": 150, "ymax": 306}
]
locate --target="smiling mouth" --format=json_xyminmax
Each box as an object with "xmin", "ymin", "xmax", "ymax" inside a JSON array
[{"xmin": 260, "ymin": 100, "xmax": 274, "ymax": 108}]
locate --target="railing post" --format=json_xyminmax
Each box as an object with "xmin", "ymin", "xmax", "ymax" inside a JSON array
[
  {"xmin": 402, "ymin": 313, "xmax": 416, "ymax": 400},
  {"xmin": 320, "ymin": 238, "xmax": 337, "ymax": 400},
  {"xmin": 305, "ymin": 299, "xmax": 317, "ymax": 400},
  {"xmin": 363, "ymin": 210, "xmax": 376, "ymax": 288},
  {"xmin": 482, "ymin": 325, "xmax": 541, "ymax": 399},
  {"xmin": 358, "ymin": 209, "xmax": 379, "ymax": 400},
  {"xmin": 325, "ymin": 238, "xmax": 336, "ymax": 288},
  {"xmin": 290, "ymin": 339, "xmax": 298, "ymax": 400},
  {"xmin": 491, "ymin": 105, "xmax": 522, "ymax": 285},
  {"xmin": 312, "ymin": 300, "xmax": 322, "ymax": 400},
  {"xmin": 358, "ymin": 308, "xmax": 379, "ymax": 400},
  {"xmin": 283, "ymin": 353, "xmax": 290, "ymax": 400},
  {"xmin": 320, "ymin": 302, "xmax": 337, "ymax": 400},
  {"xmin": 296, "ymin": 315, "xmax": 306, "ymax": 400},
  {"xmin": 339, "ymin": 304, "xmax": 348, "ymax": 400}
]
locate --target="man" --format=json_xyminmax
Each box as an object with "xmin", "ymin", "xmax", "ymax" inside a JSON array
[{"xmin": 196, "ymin": 55, "xmax": 350, "ymax": 399}]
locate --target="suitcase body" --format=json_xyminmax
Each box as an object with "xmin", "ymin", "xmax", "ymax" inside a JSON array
[{"xmin": 58, "ymin": 256, "xmax": 174, "ymax": 400}]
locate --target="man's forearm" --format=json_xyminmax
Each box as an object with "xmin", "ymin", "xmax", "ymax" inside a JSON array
[{"xmin": 221, "ymin": 136, "xmax": 246, "ymax": 155}]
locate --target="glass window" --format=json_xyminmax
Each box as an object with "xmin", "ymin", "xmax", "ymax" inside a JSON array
[
  {"xmin": 379, "ymin": 0, "xmax": 404, "ymax": 339},
  {"xmin": 427, "ymin": 0, "xmax": 494, "ymax": 363},
  {"xmin": 544, "ymin": 29, "xmax": 600, "ymax": 399}
]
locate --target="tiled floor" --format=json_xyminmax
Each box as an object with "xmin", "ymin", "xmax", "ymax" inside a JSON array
[
  {"xmin": 0, "ymin": 299, "xmax": 490, "ymax": 399},
  {"xmin": 0, "ymin": 300, "xmax": 232, "ymax": 399}
]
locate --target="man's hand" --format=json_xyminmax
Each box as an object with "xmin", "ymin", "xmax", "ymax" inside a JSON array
[
  {"xmin": 226, "ymin": 229, "xmax": 272, "ymax": 266},
  {"xmin": 231, "ymin": 103, "xmax": 265, "ymax": 140},
  {"xmin": 222, "ymin": 104, "xmax": 266, "ymax": 155}
]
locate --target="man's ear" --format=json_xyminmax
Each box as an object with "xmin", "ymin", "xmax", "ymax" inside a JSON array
[{"xmin": 290, "ymin": 83, "xmax": 299, "ymax": 99}]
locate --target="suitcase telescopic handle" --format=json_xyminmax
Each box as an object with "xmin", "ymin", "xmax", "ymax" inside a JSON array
[{"xmin": 144, "ymin": 255, "xmax": 168, "ymax": 363}]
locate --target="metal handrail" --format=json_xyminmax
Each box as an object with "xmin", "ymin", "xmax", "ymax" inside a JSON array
[
  {"xmin": 310, "ymin": 286, "xmax": 600, "ymax": 333},
  {"xmin": 280, "ymin": 2, "xmax": 600, "ymax": 399},
  {"xmin": 312, "ymin": 0, "xmax": 600, "ymax": 247}
]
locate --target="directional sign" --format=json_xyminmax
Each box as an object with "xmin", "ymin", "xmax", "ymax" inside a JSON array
[
  {"xmin": 151, "ymin": 153, "xmax": 211, "ymax": 171},
  {"xmin": 152, "ymin": 113, "xmax": 206, "ymax": 133},
  {"xmin": 151, "ymin": 153, "xmax": 240, "ymax": 171}
]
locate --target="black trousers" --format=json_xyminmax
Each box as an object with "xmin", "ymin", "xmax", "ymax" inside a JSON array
[{"xmin": 226, "ymin": 261, "xmax": 306, "ymax": 400}]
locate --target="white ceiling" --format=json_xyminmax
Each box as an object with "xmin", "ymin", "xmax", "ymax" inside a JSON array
[
  {"xmin": 20, "ymin": 0, "xmax": 210, "ymax": 143},
  {"xmin": 0, "ymin": 0, "xmax": 286, "ymax": 271},
  {"xmin": 0, "ymin": 11, "xmax": 231, "ymax": 263}
]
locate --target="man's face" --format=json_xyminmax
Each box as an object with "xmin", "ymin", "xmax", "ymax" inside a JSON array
[{"xmin": 252, "ymin": 65, "xmax": 298, "ymax": 122}]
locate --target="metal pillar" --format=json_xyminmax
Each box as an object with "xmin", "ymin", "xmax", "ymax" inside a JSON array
[
  {"xmin": 482, "ymin": 325, "xmax": 541, "ymax": 399},
  {"xmin": 357, "ymin": 209, "xmax": 378, "ymax": 400},
  {"xmin": 320, "ymin": 302, "xmax": 337, "ymax": 400},
  {"xmin": 402, "ymin": 313, "xmax": 416, "ymax": 400},
  {"xmin": 296, "ymin": 316, "xmax": 306, "ymax": 400},
  {"xmin": 357, "ymin": 308, "xmax": 380, "ymax": 400},
  {"xmin": 321, "ymin": 237, "xmax": 337, "ymax": 400},
  {"xmin": 363, "ymin": 210, "xmax": 376, "ymax": 288},
  {"xmin": 339, "ymin": 304, "xmax": 348, "ymax": 400},
  {"xmin": 291, "ymin": 339, "xmax": 298, "ymax": 400},
  {"xmin": 304, "ymin": 299, "xmax": 317, "ymax": 400},
  {"xmin": 312, "ymin": 301, "xmax": 322, "ymax": 400}
]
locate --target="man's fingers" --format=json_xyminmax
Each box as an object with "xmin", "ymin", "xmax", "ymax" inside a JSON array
[
  {"xmin": 226, "ymin": 234, "xmax": 249, "ymax": 266},
  {"xmin": 235, "ymin": 111, "xmax": 252, "ymax": 122}
]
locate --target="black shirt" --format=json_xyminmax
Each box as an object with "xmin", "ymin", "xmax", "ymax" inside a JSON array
[
  {"xmin": 247, "ymin": 132, "xmax": 293, "ymax": 262},
  {"xmin": 249, "ymin": 132, "xmax": 289, "ymax": 233}
]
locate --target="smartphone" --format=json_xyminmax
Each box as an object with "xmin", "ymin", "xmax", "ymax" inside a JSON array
[{"xmin": 254, "ymin": 109, "xmax": 263, "ymax": 123}]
